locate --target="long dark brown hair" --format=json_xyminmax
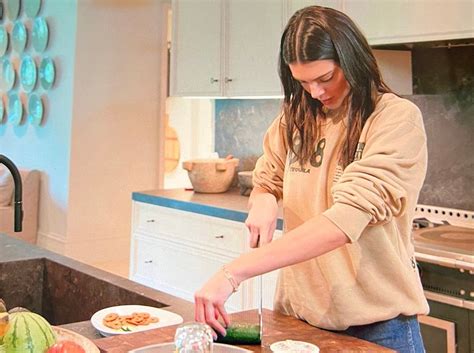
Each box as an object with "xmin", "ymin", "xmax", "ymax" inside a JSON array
[{"xmin": 279, "ymin": 6, "xmax": 391, "ymax": 167}]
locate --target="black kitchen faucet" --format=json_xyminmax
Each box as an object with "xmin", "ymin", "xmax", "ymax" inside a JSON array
[{"xmin": 0, "ymin": 155, "xmax": 23, "ymax": 232}]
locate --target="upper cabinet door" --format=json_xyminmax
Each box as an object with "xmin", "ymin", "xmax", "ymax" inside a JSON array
[
  {"xmin": 286, "ymin": 0, "xmax": 343, "ymax": 21},
  {"xmin": 170, "ymin": 0, "xmax": 223, "ymax": 96},
  {"xmin": 344, "ymin": 0, "xmax": 474, "ymax": 45},
  {"xmin": 225, "ymin": 0, "xmax": 285, "ymax": 97}
]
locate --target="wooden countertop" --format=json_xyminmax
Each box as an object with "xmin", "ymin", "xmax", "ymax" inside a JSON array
[{"xmin": 94, "ymin": 309, "xmax": 393, "ymax": 352}]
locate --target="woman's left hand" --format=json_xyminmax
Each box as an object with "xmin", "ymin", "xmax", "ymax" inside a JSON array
[{"xmin": 194, "ymin": 269, "xmax": 234, "ymax": 338}]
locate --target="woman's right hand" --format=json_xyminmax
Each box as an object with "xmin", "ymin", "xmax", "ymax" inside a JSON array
[{"xmin": 245, "ymin": 188, "xmax": 278, "ymax": 248}]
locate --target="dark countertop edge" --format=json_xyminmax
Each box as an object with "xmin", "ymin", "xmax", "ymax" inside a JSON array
[
  {"xmin": 0, "ymin": 234, "xmax": 195, "ymax": 341},
  {"xmin": 132, "ymin": 191, "xmax": 284, "ymax": 231}
]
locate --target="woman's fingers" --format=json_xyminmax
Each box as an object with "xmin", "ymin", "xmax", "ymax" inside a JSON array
[
  {"xmin": 216, "ymin": 303, "xmax": 230, "ymax": 328},
  {"xmin": 259, "ymin": 224, "xmax": 273, "ymax": 245},
  {"xmin": 247, "ymin": 219, "xmax": 277, "ymax": 247},
  {"xmin": 204, "ymin": 301, "xmax": 227, "ymax": 337},
  {"xmin": 194, "ymin": 295, "xmax": 205, "ymax": 322},
  {"xmin": 248, "ymin": 225, "xmax": 260, "ymax": 248}
]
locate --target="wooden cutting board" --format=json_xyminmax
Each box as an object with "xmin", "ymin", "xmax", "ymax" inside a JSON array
[
  {"xmin": 164, "ymin": 124, "xmax": 180, "ymax": 173},
  {"xmin": 94, "ymin": 309, "xmax": 394, "ymax": 352}
]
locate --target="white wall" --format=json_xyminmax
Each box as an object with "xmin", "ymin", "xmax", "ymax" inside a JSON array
[
  {"xmin": 164, "ymin": 97, "xmax": 214, "ymax": 189},
  {"xmin": 1, "ymin": 0, "xmax": 169, "ymax": 267},
  {"xmin": 66, "ymin": 0, "xmax": 166, "ymax": 263},
  {"xmin": 0, "ymin": 0, "xmax": 78, "ymax": 252}
]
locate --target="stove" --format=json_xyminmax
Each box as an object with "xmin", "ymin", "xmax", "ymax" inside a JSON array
[
  {"xmin": 411, "ymin": 204, "xmax": 473, "ymax": 353},
  {"xmin": 413, "ymin": 205, "xmax": 474, "ymax": 267}
]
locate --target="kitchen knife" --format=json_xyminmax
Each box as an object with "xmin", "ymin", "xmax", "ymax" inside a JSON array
[{"xmin": 258, "ymin": 272, "xmax": 263, "ymax": 343}]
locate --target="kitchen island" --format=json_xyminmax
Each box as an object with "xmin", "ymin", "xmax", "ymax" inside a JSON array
[{"xmin": 0, "ymin": 233, "xmax": 393, "ymax": 352}]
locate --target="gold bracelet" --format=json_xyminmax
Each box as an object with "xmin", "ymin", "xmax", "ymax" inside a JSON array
[{"xmin": 222, "ymin": 265, "xmax": 239, "ymax": 293}]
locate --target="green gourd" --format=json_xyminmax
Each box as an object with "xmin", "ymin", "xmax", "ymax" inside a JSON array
[{"xmin": 3, "ymin": 310, "xmax": 56, "ymax": 353}]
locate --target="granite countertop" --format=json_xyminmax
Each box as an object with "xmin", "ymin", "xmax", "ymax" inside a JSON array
[{"xmin": 0, "ymin": 233, "xmax": 195, "ymax": 341}]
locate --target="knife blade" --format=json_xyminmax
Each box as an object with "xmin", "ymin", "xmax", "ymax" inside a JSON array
[
  {"xmin": 257, "ymin": 236, "xmax": 263, "ymax": 344},
  {"xmin": 258, "ymin": 273, "xmax": 263, "ymax": 344}
]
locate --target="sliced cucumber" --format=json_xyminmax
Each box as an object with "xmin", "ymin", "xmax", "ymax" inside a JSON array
[{"xmin": 216, "ymin": 323, "xmax": 261, "ymax": 345}]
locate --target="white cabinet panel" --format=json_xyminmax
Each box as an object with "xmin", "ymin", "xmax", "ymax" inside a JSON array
[
  {"xmin": 133, "ymin": 202, "xmax": 246, "ymax": 255},
  {"xmin": 130, "ymin": 235, "xmax": 159, "ymax": 288},
  {"xmin": 137, "ymin": 233, "xmax": 245, "ymax": 313},
  {"xmin": 130, "ymin": 201, "xmax": 281, "ymax": 312},
  {"xmin": 286, "ymin": 0, "xmax": 343, "ymax": 20},
  {"xmin": 344, "ymin": 0, "xmax": 474, "ymax": 45},
  {"xmin": 171, "ymin": 0, "xmax": 222, "ymax": 96},
  {"xmin": 225, "ymin": 0, "xmax": 284, "ymax": 96},
  {"xmin": 171, "ymin": 0, "xmax": 284, "ymax": 97}
]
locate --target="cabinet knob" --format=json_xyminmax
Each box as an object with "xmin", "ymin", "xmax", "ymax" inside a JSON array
[
  {"xmin": 210, "ymin": 77, "xmax": 219, "ymax": 83},
  {"xmin": 146, "ymin": 219, "xmax": 155, "ymax": 223},
  {"xmin": 144, "ymin": 260, "xmax": 153, "ymax": 264},
  {"xmin": 215, "ymin": 235, "xmax": 224, "ymax": 239},
  {"xmin": 225, "ymin": 77, "xmax": 233, "ymax": 83}
]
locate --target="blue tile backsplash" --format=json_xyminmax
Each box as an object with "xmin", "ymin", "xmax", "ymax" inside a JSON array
[{"xmin": 215, "ymin": 47, "xmax": 473, "ymax": 211}]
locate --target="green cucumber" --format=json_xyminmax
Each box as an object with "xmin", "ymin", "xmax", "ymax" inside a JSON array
[{"xmin": 216, "ymin": 323, "xmax": 261, "ymax": 345}]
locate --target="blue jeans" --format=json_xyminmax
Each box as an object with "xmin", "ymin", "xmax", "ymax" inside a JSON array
[{"xmin": 340, "ymin": 315, "xmax": 425, "ymax": 353}]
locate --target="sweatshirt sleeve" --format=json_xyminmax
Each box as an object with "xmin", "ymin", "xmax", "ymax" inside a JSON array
[
  {"xmin": 323, "ymin": 99, "xmax": 428, "ymax": 242},
  {"xmin": 252, "ymin": 114, "xmax": 288, "ymax": 200}
]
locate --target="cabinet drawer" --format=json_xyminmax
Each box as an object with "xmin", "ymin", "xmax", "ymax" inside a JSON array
[
  {"xmin": 136, "ymin": 234, "xmax": 246, "ymax": 313},
  {"xmin": 130, "ymin": 236, "xmax": 158, "ymax": 288},
  {"xmin": 133, "ymin": 202, "xmax": 248, "ymax": 255}
]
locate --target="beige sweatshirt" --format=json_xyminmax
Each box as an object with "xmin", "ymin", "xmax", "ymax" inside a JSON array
[{"xmin": 253, "ymin": 93, "xmax": 429, "ymax": 330}]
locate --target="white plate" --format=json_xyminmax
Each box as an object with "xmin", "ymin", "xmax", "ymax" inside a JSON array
[
  {"xmin": 32, "ymin": 17, "xmax": 49, "ymax": 52},
  {"xmin": 129, "ymin": 342, "xmax": 252, "ymax": 353},
  {"xmin": 270, "ymin": 340, "xmax": 319, "ymax": 353},
  {"xmin": 12, "ymin": 21, "xmax": 27, "ymax": 53},
  {"xmin": 90, "ymin": 305, "xmax": 184, "ymax": 337}
]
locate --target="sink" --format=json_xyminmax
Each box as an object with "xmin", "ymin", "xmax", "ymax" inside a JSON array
[
  {"xmin": 0, "ymin": 258, "xmax": 167, "ymax": 325},
  {"xmin": 129, "ymin": 342, "xmax": 252, "ymax": 353}
]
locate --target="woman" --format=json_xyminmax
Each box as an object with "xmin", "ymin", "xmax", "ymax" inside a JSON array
[{"xmin": 194, "ymin": 6, "xmax": 428, "ymax": 352}]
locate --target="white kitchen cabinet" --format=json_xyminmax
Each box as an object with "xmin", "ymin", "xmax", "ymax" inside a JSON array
[
  {"xmin": 130, "ymin": 201, "xmax": 280, "ymax": 312},
  {"xmin": 170, "ymin": 0, "xmax": 284, "ymax": 98},
  {"xmin": 285, "ymin": 0, "xmax": 342, "ymax": 20},
  {"xmin": 344, "ymin": 0, "xmax": 474, "ymax": 45},
  {"xmin": 287, "ymin": 1, "xmax": 474, "ymax": 46},
  {"xmin": 170, "ymin": 0, "xmax": 222, "ymax": 97}
]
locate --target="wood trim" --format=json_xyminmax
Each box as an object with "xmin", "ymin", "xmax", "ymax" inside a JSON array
[
  {"xmin": 418, "ymin": 315, "xmax": 456, "ymax": 353},
  {"xmin": 156, "ymin": 2, "xmax": 172, "ymax": 189}
]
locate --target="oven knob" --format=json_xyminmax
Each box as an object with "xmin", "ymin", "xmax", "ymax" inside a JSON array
[
  {"xmin": 460, "ymin": 289, "xmax": 466, "ymax": 295},
  {"xmin": 460, "ymin": 268, "xmax": 465, "ymax": 273},
  {"xmin": 470, "ymin": 270, "xmax": 474, "ymax": 275},
  {"xmin": 470, "ymin": 292, "xmax": 474, "ymax": 298}
]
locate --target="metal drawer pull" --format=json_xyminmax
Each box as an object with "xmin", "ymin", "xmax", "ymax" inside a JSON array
[
  {"xmin": 225, "ymin": 77, "xmax": 233, "ymax": 83},
  {"xmin": 144, "ymin": 260, "xmax": 153, "ymax": 264},
  {"xmin": 210, "ymin": 77, "xmax": 219, "ymax": 83},
  {"xmin": 215, "ymin": 235, "xmax": 224, "ymax": 239},
  {"xmin": 146, "ymin": 219, "xmax": 155, "ymax": 223}
]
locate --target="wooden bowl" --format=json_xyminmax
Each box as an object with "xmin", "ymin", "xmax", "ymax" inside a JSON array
[
  {"xmin": 53, "ymin": 326, "xmax": 100, "ymax": 353},
  {"xmin": 182, "ymin": 158, "xmax": 239, "ymax": 193}
]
